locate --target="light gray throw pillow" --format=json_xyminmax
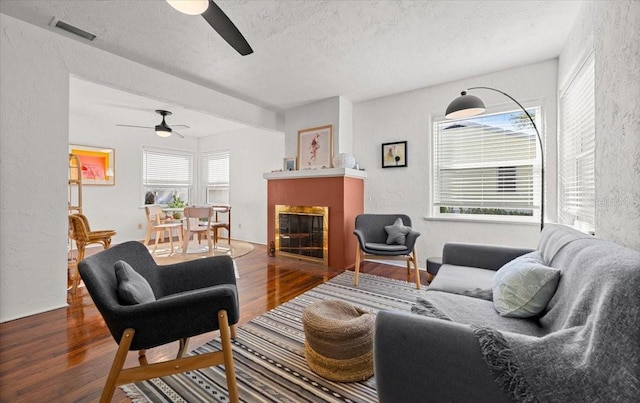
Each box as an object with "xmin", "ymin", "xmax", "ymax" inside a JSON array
[
  {"xmin": 493, "ymin": 251, "xmax": 560, "ymax": 318},
  {"xmin": 384, "ymin": 217, "xmax": 411, "ymax": 245},
  {"xmin": 114, "ymin": 260, "xmax": 156, "ymax": 305}
]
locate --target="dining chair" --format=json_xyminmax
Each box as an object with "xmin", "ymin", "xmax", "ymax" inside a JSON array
[
  {"xmin": 68, "ymin": 213, "xmax": 117, "ymax": 294},
  {"xmin": 212, "ymin": 204, "xmax": 232, "ymax": 246},
  {"xmin": 182, "ymin": 206, "xmax": 213, "ymax": 255},
  {"xmin": 143, "ymin": 205, "xmax": 183, "ymax": 254}
]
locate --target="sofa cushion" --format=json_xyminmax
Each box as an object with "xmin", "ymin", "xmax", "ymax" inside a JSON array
[
  {"xmin": 415, "ymin": 291, "xmax": 546, "ymax": 336},
  {"xmin": 114, "ymin": 260, "xmax": 156, "ymax": 305},
  {"xmin": 428, "ymin": 264, "xmax": 495, "ymax": 297},
  {"xmin": 493, "ymin": 251, "xmax": 560, "ymax": 318},
  {"xmin": 384, "ymin": 217, "xmax": 411, "ymax": 245}
]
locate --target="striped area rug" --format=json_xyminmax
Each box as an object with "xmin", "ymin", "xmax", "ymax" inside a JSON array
[{"xmin": 123, "ymin": 271, "xmax": 424, "ymax": 402}]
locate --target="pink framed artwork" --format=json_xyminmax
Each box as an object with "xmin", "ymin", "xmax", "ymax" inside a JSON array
[
  {"xmin": 69, "ymin": 144, "xmax": 115, "ymax": 185},
  {"xmin": 297, "ymin": 125, "xmax": 333, "ymax": 170}
]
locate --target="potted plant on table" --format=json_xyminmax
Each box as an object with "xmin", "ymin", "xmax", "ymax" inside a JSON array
[{"xmin": 168, "ymin": 194, "xmax": 185, "ymax": 219}]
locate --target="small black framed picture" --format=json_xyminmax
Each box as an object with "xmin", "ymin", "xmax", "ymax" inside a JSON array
[{"xmin": 381, "ymin": 141, "xmax": 407, "ymax": 168}]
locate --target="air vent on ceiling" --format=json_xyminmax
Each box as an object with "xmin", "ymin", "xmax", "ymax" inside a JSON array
[{"xmin": 50, "ymin": 17, "xmax": 97, "ymax": 42}]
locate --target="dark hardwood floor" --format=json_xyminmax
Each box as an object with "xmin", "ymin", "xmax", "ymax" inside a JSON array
[{"xmin": 0, "ymin": 243, "xmax": 429, "ymax": 402}]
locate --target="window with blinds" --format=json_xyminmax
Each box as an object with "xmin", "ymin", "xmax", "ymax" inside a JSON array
[
  {"xmin": 559, "ymin": 54, "xmax": 595, "ymax": 232},
  {"xmin": 432, "ymin": 107, "xmax": 541, "ymax": 220},
  {"xmin": 202, "ymin": 149, "xmax": 230, "ymax": 204},
  {"xmin": 142, "ymin": 148, "xmax": 193, "ymax": 205}
]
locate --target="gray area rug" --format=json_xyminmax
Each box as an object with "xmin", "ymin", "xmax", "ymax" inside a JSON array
[{"xmin": 123, "ymin": 271, "xmax": 423, "ymax": 402}]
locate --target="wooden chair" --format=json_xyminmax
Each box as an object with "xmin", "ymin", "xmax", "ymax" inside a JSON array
[
  {"xmin": 143, "ymin": 205, "xmax": 183, "ymax": 254},
  {"xmin": 78, "ymin": 241, "xmax": 239, "ymax": 403},
  {"xmin": 212, "ymin": 204, "xmax": 232, "ymax": 245},
  {"xmin": 183, "ymin": 206, "xmax": 213, "ymax": 255},
  {"xmin": 353, "ymin": 214, "xmax": 421, "ymax": 289},
  {"xmin": 68, "ymin": 214, "xmax": 116, "ymax": 294},
  {"xmin": 198, "ymin": 205, "xmax": 232, "ymax": 251}
]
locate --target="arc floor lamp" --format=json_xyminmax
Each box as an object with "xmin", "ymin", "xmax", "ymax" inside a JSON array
[{"xmin": 445, "ymin": 87, "xmax": 544, "ymax": 231}]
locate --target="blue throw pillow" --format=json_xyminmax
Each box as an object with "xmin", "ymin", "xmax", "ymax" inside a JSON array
[
  {"xmin": 114, "ymin": 260, "xmax": 156, "ymax": 305},
  {"xmin": 493, "ymin": 251, "xmax": 561, "ymax": 318},
  {"xmin": 384, "ymin": 217, "xmax": 411, "ymax": 245}
]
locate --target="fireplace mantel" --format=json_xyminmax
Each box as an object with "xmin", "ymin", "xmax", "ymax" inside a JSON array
[
  {"xmin": 263, "ymin": 167, "xmax": 367, "ymax": 180},
  {"xmin": 264, "ymin": 168, "xmax": 365, "ymax": 270}
]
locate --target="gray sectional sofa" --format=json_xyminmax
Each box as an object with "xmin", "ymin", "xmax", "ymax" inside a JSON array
[{"xmin": 374, "ymin": 224, "xmax": 640, "ymax": 402}]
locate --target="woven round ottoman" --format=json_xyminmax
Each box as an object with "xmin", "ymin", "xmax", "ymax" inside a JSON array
[{"xmin": 302, "ymin": 300, "xmax": 375, "ymax": 382}]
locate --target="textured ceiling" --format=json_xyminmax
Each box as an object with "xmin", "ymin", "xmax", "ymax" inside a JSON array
[{"xmin": 1, "ymin": 0, "xmax": 583, "ymax": 113}]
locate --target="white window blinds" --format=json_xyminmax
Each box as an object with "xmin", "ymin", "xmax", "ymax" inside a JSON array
[
  {"xmin": 143, "ymin": 148, "xmax": 193, "ymax": 186},
  {"xmin": 559, "ymin": 54, "xmax": 595, "ymax": 230},
  {"xmin": 433, "ymin": 107, "xmax": 541, "ymax": 218},
  {"xmin": 202, "ymin": 149, "xmax": 230, "ymax": 187}
]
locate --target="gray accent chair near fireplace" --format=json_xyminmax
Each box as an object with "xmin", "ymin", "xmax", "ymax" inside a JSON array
[
  {"xmin": 353, "ymin": 214, "xmax": 421, "ymax": 288},
  {"xmin": 79, "ymin": 241, "xmax": 240, "ymax": 403}
]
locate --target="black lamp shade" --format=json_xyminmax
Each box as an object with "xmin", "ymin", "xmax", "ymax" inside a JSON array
[{"xmin": 445, "ymin": 91, "xmax": 486, "ymax": 119}]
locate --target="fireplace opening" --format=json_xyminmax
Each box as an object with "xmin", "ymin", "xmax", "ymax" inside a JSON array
[{"xmin": 275, "ymin": 205, "xmax": 328, "ymax": 265}]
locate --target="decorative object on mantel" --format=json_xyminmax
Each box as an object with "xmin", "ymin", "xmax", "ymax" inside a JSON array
[
  {"xmin": 333, "ymin": 153, "xmax": 356, "ymax": 169},
  {"xmin": 283, "ymin": 157, "xmax": 296, "ymax": 171},
  {"xmin": 69, "ymin": 144, "xmax": 115, "ymax": 185},
  {"xmin": 381, "ymin": 141, "xmax": 407, "ymax": 168},
  {"xmin": 445, "ymin": 87, "xmax": 545, "ymax": 231},
  {"xmin": 298, "ymin": 125, "xmax": 333, "ymax": 170}
]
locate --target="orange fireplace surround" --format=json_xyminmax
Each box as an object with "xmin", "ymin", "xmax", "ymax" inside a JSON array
[{"xmin": 265, "ymin": 169, "xmax": 365, "ymax": 270}]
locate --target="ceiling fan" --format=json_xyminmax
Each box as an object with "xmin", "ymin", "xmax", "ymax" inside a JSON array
[
  {"xmin": 166, "ymin": 0, "xmax": 253, "ymax": 56},
  {"xmin": 117, "ymin": 110, "xmax": 188, "ymax": 138}
]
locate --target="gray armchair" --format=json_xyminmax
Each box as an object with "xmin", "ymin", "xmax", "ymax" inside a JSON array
[
  {"xmin": 79, "ymin": 241, "xmax": 239, "ymax": 403},
  {"xmin": 353, "ymin": 214, "xmax": 422, "ymax": 288}
]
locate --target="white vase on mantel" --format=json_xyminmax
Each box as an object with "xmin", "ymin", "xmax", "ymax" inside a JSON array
[{"xmin": 333, "ymin": 153, "xmax": 356, "ymax": 169}]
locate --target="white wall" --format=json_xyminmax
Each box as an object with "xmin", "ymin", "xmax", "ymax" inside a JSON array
[
  {"xmin": 0, "ymin": 13, "xmax": 281, "ymax": 322},
  {"xmin": 353, "ymin": 60, "xmax": 559, "ymax": 262},
  {"xmin": 559, "ymin": 0, "xmax": 640, "ymax": 250},
  {"xmin": 199, "ymin": 128, "xmax": 284, "ymax": 244}
]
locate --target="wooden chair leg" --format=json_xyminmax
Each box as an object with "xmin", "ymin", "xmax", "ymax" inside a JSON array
[
  {"xmin": 71, "ymin": 242, "xmax": 87, "ymax": 294},
  {"xmin": 168, "ymin": 228, "xmax": 175, "ymax": 254},
  {"xmin": 177, "ymin": 337, "xmax": 190, "ymax": 359},
  {"xmin": 231, "ymin": 324, "xmax": 237, "ymax": 339},
  {"xmin": 143, "ymin": 228, "xmax": 152, "ymax": 246},
  {"xmin": 177, "ymin": 226, "xmax": 183, "ymax": 248},
  {"xmin": 100, "ymin": 328, "xmax": 135, "ymax": 403},
  {"xmin": 153, "ymin": 231, "xmax": 162, "ymax": 252},
  {"xmin": 207, "ymin": 230, "xmax": 213, "ymax": 254},
  {"xmin": 138, "ymin": 349, "xmax": 148, "ymax": 366},
  {"xmin": 353, "ymin": 248, "xmax": 362, "ymax": 286},
  {"xmin": 218, "ymin": 310, "xmax": 239, "ymax": 403},
  {"xmin": 99, "ymin": 319, "xmax": 237, "ymax": 402}
]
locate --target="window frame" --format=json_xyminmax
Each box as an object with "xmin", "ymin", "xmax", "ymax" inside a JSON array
[
  {"xmin": 142, "ymin": 147, "xmax": 194, "ymax": 206},
  {"xmin": 201, "ymin": 149, "xmax": 230, "ymax": 205},
  {"xmin": 430, "ymin": 102, "xmax": 544, "ymax": 224},
  {"xmin": 558, "ymin": 53, "xmax": 595, "ymax": 233}
]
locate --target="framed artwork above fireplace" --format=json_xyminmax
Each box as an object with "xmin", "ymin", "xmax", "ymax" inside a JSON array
[{"xmin": 297, "ymin": 125, "xmax": 333, "ymax": 170}]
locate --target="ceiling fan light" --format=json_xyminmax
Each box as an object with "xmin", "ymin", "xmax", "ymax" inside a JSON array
[
  {"xmin": 166, "ymin": 0, "xmax": 209, "ymax": 15},
  {"xmin": 155, "ymin": 125, "xmax": 172, "ymax": 137}
]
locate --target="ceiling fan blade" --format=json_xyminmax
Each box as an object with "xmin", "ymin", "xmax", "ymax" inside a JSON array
[
  {"xmin": 172, "ymin": 124, "xmax": 191, "ymax": 129},
  {"xmin": 202, "ymin": 0, "xmax": 253, "ymax": 56},
  {"xmin": 173, "ymin": 131, "xmax": 185, "ymax": 139},
  {"xmin": 116, "ymin": 124, "xmax": 153, "ymax": 129}
]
